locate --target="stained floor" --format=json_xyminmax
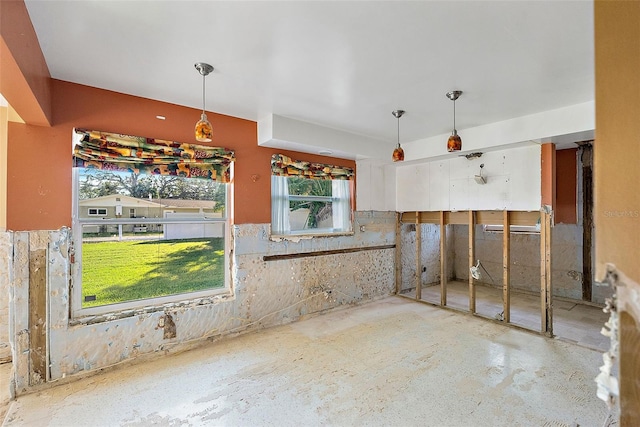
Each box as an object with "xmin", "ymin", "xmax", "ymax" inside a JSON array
[{"xmin": 3, "ymin": 297, "xmax": 616, "ymax": 426}]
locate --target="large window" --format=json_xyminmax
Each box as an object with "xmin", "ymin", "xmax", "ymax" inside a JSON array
[
  {"xmin": 271, "ymin": 154, "xmax": 353, "ymax": 236},
  {"xmin": 71, "ymin": 129, "xmax": 234, "ymax": 316}
]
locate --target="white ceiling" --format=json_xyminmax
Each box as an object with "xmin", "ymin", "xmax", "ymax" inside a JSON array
[{"xmin": 24, "ymin": 0, "xmax": 594, "ymax": 151}]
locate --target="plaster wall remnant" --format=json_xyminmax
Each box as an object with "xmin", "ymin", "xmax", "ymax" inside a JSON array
[
  {"xmin": 0, "ymin": 232, "xmax": 14, "ymax": 406},
  {"xmin": 5, "ymin": 211, "xmax": 396, "ymax": 394},
  {"xmin": 0, "ymin": 233, "xmax": 12, "ymax": 363},
  {"xmin": 400, "ymin": 223, "xmax": 453, "ymax": 293}
]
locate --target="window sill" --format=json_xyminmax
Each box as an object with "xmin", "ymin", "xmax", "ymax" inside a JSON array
[
  {"xmin": 70, "ymin": 287, "xmax": 233, "ymax": 326},
  {"xmin": 270, "ymin": 231, "xmax": 354, "ymax": 242}
]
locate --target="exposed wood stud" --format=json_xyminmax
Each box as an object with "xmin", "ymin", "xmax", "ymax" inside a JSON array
[
  {"xmin": 415, "ymin": 212, "xmax": 422, "ymax": 300},
  {"xmin": 545, "ymin": 210, "xmax": 553, "ymax": 336},
  {"xmin": 540, "ymin": 210, "xmax": 547, "ymax": 333},
  {"xmin": 468, "ymin": 210, "xmax": 476, "ymax": 314},
  {"xmin": 440, "ymin": 211, "xmax": 447, "ymax": 306},
  {"xmin": 581, "ymin": 144, "xmax": 593, "ymax": 302},
  {"xmin": 503, "ymin": 210, "xmax": 511, "ymax": 323},
  {"xmin": 540, "ymin": 209, "xmax": 553, "ymax": 335},
  {"xmin": 29, "ymin": 245, "xmax": 47, "ymax": 384}
]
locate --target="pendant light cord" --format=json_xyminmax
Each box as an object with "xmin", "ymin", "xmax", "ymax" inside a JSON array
[
  {"xmin": 202, "ymin": 74, "xmax": 206, "ymax": 114},
  {"xmin": 397, "ymin": 115, "xmax": 400, "ymax": 147},
  {"xmin": 453, "ymin": 98, "xmax": 456, "ymax": 132}
]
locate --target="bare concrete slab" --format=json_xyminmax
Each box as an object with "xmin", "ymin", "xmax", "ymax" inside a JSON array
[{"xmin": 2, "ymin": 297, "xmax": 616, "ymax": 426}]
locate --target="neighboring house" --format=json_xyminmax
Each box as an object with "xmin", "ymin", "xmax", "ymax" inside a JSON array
[
  {"xmin": 78, "ymin": 195, "xmax": 221, "ymax": 238},
  {"xmin": 78, "ymin": 194, "xmax": 165, "ymax": 221}
]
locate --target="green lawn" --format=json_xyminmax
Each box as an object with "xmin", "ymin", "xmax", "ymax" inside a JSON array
[{"xmin": 81, "ymin": 238, "xmax": 225, "ymax": 308}]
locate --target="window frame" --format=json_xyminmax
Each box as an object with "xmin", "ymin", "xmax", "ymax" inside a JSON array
[
  {"xmin": 271, "ymin": 175, "xmax": 354, "ymax": 238},
  {"xmin": 87, "ymin": 208, "xmax": 108, "ymax": 216},
  {"xmin": 71, "ymin": 168, "xmax": 232, "ymax": 318}
]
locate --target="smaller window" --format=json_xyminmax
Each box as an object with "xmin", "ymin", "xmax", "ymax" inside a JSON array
[
  {"xmin": 270, "ymin": 154, "xmax": 354, "ymax": 237},
  {"xmin": 88, "ymin": 208, "xmax": 108, "ymax": 216},
  {"xmin": 129, "ymin": 208, "xmax": 136, "ymax": 218},
  {"xmin": 271, "ymin": 176, "xmax": 352, "ymax": 236}
]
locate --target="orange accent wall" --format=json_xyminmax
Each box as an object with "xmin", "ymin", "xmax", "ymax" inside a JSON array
[
  {"xmin": 0, "ymin": 0, "xmax": 52, "ymax": 126},
  {"xmin": 6, "ymin": 80, "xmax": 355, "ymax": 230},
  {"xmin": 555, "ymin": 148, "xmax": 577, "ymax": 224},
  {"xmin": 595, "ymin": 0, "xmax": 640, "ymax": 284},
  {"xmin": 540, "ymin": 143, "xmax": 556, "ymax": 209}
]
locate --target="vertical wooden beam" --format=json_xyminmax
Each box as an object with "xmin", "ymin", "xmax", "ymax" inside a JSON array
[
  {"xmin": 440, "ymin": 211, "xmax": 447, "ymax": 306},
  {"xmin": 395, "ymin": 212, "xmax": 402, "ymax": 295},
  {"xmin": 580, "ymin": 144, "xmax": 593, "ymax": 301},
  {"xmin": 468, "ymin": 210, "xmax": 476, "ymax": 313},
  {"xmin": 545, "ymin": 210, "xmax": 553, "ymax": 336},
  {"xmin": 540, "ymin": 210, "xmax": 547, "ymax": 333},
  {"xmin": 540, "ymin": 209, "xmax": 553, "ymax": 335},
  {"xmin": 28, "ymin": 240, "xmax": 47, "ymax": 384},
  {"xmin": 502, "ymin": 210, "xmax": 511, "ymax": 323},
  {"xmin": 415, "ymin": 212, "xmax": 422, "ymax": 300}
]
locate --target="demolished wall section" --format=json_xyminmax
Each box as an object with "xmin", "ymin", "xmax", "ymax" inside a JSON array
[
  {"xmin": 0, "ymin": 233, "xmax": 11, "ymax": 362},
  {"xmin": 399, "ymin": 223, "xmax": 453, "ymax": 293},
  {"xmin": 451, "ymin": 224, "xmax": 611, "ymax": 304},
  {"xmin": 4, "ymin": 211, "xmax": 396, "ymax": 395}
]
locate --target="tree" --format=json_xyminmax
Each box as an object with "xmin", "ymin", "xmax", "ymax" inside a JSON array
[
  {"xmin": 288, "ymin": 177, "xmax": 332, "ymax": 228},
  {"xmin": 78, "ymin": 169, "xmax": 226, "ymax": 210}
]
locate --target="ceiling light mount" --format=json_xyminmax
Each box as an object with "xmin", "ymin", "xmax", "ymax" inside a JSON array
[
  {"xmin": 446, "ymin": 90, "xmax": 462, "ymax": 102},
  {"xmin": 446, "ymin": 90, "xmax": 463, "ymax": 152},
  {"xmin": 195, "ymin": 62, "xmax": 214, "ymax": 77},
  {"xmin": 194, "ymin": 62, "xmax": 214, "ymax": 142},
  {"xmin": 392, "ymin": 109, "xmax": 405, "ymax": 162}
]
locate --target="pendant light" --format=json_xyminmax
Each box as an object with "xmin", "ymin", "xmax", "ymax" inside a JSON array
[
  {"xmin": 194, "ymin": 62, "xmax": 214, "ymax": 142},
  {"xmin": 446, "ymin": 90, "xmax": 463, "ymax": 152},
  {"xmin": 392, "ymin": 109, "xmax": 405, "ymax": 162}
]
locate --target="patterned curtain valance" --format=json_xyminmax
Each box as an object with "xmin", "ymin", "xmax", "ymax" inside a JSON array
[
  {"xmin": 73, "ymin": 129, "xmax": 235, "ymax": 183},
  {"xmin": 270, "ymin": 154, "xmax": 354, "ymax": 180}
]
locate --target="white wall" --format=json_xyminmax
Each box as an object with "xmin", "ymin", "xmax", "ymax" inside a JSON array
[
  {"xmin": 395, "ymin": 145, "xmax": 541, "ymax": 212},
  {"xmin": 356, "ymin": 158, "xmax": 396, "ymax": 212}
]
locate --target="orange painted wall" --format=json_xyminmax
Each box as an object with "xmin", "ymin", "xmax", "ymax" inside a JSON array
[
  {"xmin": 0, "ymin": 0, "xmax": 52, "ymax": 125},
  {"xmin": 7, "ymin": 80, "xmax": 355, "ymax": 230},
  {"xmin": 540, "ymin": 143, "xmax": 556, "ymax": 209},
  {"xmin": 594, "ymin": 0, "xmax": 640, "ymax": 283},
  {"xmin": 555, "ymin": 148, "xmax": 577, "ymax": 224}
]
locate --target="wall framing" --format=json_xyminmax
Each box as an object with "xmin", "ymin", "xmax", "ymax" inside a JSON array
[{"xmin": 399, "ymin": 209, "xmax": 551, "ymax": 335}]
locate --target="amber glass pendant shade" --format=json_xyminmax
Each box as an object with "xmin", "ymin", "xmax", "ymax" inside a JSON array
[
  {"xmin": 447, "ymin": 132, "xmax": 462, "ymax": 152},
  {"xmin": 445, "ymin": 90, "xmax": 463, "ymax": 153},
  {"xmin": 195, "ymin": 112, "xmax": 213, "ymax": 142},
  {"xmin": 392, "ymin": 144, "xmax": 405, "ymax": 162},
  {"xmin": 391, "ymin": 109, "xmax": 405, "ymax": 162},
  {"xmin": 194, "ymin": 62, "xmax": 215, "ymax": 142}
]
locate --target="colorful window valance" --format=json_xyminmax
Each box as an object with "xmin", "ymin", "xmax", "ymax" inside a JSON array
[
  {"xmin": 270, "ymin": 154, "xmax": 354, "ymax": 180},
  {"xmin": 73, "ymin": 129, "xmax": 234, "ymax": 183}
]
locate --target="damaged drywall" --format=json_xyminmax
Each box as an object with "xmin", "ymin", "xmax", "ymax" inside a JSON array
[
  {"xmin": 7, "ymin": 212, "xmax": 396, "ymax": 392},
  {"xmin": 0, "ymin": 233, "xmax": 11, "ymax": 363}
]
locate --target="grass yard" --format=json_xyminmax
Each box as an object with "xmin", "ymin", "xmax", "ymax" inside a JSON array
[{"xmin": 81, "ymin": 238, "xmax": 225, "ymax": 308}]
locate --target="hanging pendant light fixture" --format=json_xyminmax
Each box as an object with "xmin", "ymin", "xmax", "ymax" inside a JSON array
[
  {"xmin": 194, "ymin": 62, "xmax": 214, "ymax": 142},
  {"xmin": 446, "ymin": 90, "xmax": 463, "ymax": 152},
  {"xmin": 392, "ymin": 109, "xmax": 405, "ymax": 162}
]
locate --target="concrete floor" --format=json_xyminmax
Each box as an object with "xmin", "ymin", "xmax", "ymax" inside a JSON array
[
  {"xmin": 3, "ymin": 297, "xmax": 616, "ymax": 426},
  {"xmin": 419, "ymin": 280, "xmax": 610, "ymax": 351}
]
